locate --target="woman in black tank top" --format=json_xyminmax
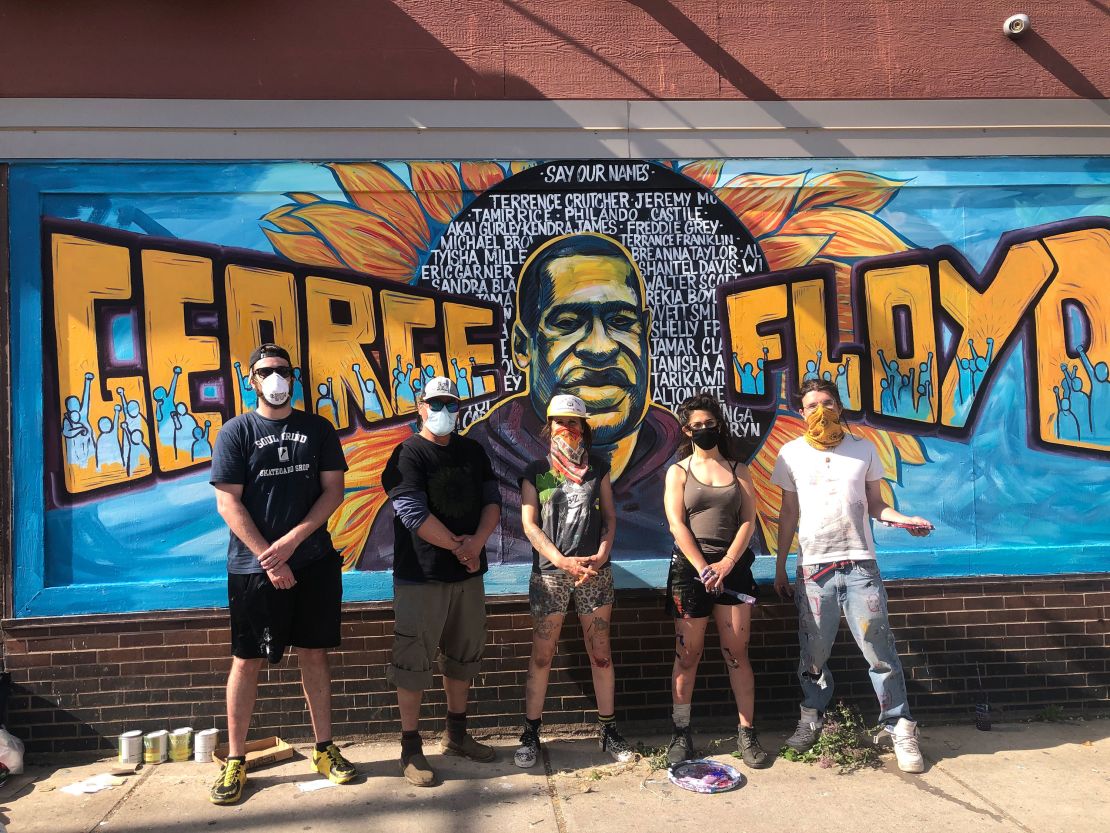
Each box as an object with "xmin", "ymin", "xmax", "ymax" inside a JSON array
[{"xmin": 662, "ymin": 392, "xmax": 769, "ymax": 769}]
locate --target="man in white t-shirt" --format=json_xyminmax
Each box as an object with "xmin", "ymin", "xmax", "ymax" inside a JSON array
[{"xmin": 772, "ymin": 379, "xmax": 933, "ymax": 773}]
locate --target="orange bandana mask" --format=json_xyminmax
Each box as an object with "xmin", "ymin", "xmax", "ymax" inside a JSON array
[
  {"xmin": 550, "ymin": 422, "xmax": 587, "ymax": 484},
  {"xmin": 804, "ymin": 404, "xmax": 845, "ymax": 450}
]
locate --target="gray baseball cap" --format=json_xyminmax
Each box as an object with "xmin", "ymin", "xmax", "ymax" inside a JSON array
[{"xmin": 421, "ymin": 376, "xmax": 459, "ymax": 401}]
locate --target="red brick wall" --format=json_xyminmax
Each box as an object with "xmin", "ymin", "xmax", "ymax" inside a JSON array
[
  {"xmin": 4, "ymin": 575, "xmax": 1108, "ymax": 755},
  {"xmin": 0, "ymin": 1, "xmax": 1105, "ymax": 100}
]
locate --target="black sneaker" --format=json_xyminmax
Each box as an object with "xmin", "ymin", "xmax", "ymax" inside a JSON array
[
  {"xmin": 514, "ymin": 725, "xmax": 540, "ymax": 768},
  {"xmin": 737, "ymin": 726, "xmax": 771, "ymax": 769},
  {"xmin": 785, "ymin": 707, "xmax": 824, "ymax": 753},
  {"xmin": 600, "ymin": 723, "xmax": 636, "ymax": 763},
  {"xmin": 666, "ymin": 724, "xmax": 694, "ymax": 765}
]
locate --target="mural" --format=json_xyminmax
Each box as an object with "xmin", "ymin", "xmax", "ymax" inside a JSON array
[{"xmin": 9, "ymin": 157, "xmax": 1110, "ymax": 616}]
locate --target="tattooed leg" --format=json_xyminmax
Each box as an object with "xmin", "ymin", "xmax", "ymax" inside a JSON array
[
  {"xmin": 526, "ymin": 614, "xmax": 565, "ymax": 720},
  {"xmin": 672, "ymin": 617, "xmax": 708, "ymax": 706}
]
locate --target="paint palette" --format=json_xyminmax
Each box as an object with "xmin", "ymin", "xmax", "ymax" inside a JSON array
[
  {"xmin": 667, "ymin": 759, "xmax": 745, "ymax": 794},
  {"xmin": 881, "ymin": 521, "xmax": 934, "ymax": 531}
]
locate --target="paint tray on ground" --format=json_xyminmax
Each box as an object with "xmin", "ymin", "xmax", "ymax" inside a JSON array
[
  {"xmin": 212, "ymin": 736, "xmax": 294, "ymax": 770},
  {"xmin": 667, "ymin": 759, "xmax": 745, "ymax": 793}
]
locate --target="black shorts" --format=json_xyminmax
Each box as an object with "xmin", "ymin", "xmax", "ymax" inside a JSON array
[
  {"xmin": 228, "ymin": 554, "xmax": 343, "ymax": 662},
  {"xmin": 665, "ymin": 548, "xmax": 759, "ymax": 619}
]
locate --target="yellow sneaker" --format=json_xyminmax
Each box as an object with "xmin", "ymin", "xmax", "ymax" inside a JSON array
[
  {"xmin": 311, "ymin": 743, "xmax": 357, "ymax": 784},
  {"xmin": 209, "ymin": 758, "xmax": 247, "ymax": 805}
]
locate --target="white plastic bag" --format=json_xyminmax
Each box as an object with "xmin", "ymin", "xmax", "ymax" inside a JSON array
[{"xmin": 0, "ymin": 727, "xmax": 25, "ymax": 774}]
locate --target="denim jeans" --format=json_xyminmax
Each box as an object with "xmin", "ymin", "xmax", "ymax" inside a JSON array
[{"xmin": 794, "ymin": 559, "xmax": 911, "ymax": 726}]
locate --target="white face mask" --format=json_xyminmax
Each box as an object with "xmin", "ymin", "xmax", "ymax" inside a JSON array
[
  {"xmin": 424, "ymin": 408, "xmax": 458, "ymax": 437},
  {"xmin": 259, "ymin": 373, "xmax": 291, "ymax": 407}
]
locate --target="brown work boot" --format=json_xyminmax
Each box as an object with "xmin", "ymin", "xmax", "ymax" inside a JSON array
[
  {"xmin": 400, "ymin": 751, "xmax": 436, "ymax": 786},
  {"xmin": 441, "ymin": 733, "xmax": 496, "ymax": 762}
]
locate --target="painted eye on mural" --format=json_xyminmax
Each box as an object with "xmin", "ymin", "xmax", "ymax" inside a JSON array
[
  {"xmin": 549, "ymin": 312, "xmax": 584, "ymax": 333},
  {"xmin": 607, "ymin": 312, "xmax": 639, "ymax": 332}
]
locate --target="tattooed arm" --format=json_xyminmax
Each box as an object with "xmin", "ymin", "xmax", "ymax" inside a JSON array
[{"xmin": 583, "ymin": 473, "xmax": 616, "ymax": 571}]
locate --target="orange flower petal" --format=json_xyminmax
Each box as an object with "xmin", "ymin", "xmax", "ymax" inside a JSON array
[
  {"xmin": 716, "ymin": 172, "xmax": 808, "ymax": 238},
  {"xmin": 778, "ymin": 207, "xmax": 913, "ymax": 258},
  {"xmin": 680, "ymin": 160, "xmax": 724, "ymax": 189},
  {"xmin": 759, "ymin": 233, "xmax": 831, "ymax": 270},
  {"xmin": 410, "ymin": 162, "xmax": 464, "ymax": 225},
  {"xmin": 263, "ymin": 227, "xmax": 344, "ymax": 269},
  {"xmin": 327, "ymin": 163, "xmax": 432, "ymax": 249},
  {"xmin": 461, "ymin": 162, "xmax": 506, "ymax": 196},
  {"xmin": 262, "ymin": 205, "xmax": 315, "ymax": 234},
  {"xmin": 285, "ymin": 192, "xmax": 324, "ymax": 205},
  {"xmin": 797, "ymin": 171, "xmax": 906, "ymax": 213},
  {"xmin": 290, "ymin": 202, "xmax": 418, "ymax": 281}
]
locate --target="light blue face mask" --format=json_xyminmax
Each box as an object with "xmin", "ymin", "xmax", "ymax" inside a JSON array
[{"xmin": 425, "ymin": 408, "xmax": 458, "ymax": 437}]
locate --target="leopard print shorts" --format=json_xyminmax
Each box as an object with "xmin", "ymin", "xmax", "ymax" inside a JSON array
[{"xmin": 529, "ymin": 567, "xmax": 614, "ymax": 618}]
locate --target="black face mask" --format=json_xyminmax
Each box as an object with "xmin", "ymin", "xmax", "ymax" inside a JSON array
[{"xmin": 690, "ymin": 427, "xmax": 720, "ymax": 450}]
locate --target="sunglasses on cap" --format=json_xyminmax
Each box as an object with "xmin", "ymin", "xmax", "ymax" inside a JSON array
[
  {"xmin": 425, "ymin": 399, "xmax": 460, "ymax": 414},
  {"xmin": 253, "ymin": 366, "xmax": 293, "ymax": 379}
]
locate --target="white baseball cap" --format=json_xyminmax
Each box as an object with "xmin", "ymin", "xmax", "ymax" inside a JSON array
[
  {"xmin": 547, "ymin": 394, "xmax": 588, "ymax": 419},
  {"xmin": 422, "ymin": 376, "xmax": 459, "ymax": 401}
]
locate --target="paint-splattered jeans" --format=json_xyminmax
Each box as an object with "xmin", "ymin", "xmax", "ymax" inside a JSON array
[{"xmin": 794, "ymin": 559, "xmax": 911, "ymax": 726}]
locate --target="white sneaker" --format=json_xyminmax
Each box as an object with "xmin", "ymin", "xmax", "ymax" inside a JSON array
[
  {"xmin": 514, "ymin": 726, "xmax": 540, "ymax": 768},
  {"xmin": 887, "ymin": 718, "xmax": 924, "ymax": 773}
]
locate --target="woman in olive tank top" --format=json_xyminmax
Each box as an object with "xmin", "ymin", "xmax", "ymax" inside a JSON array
[{"xmin": 663, "ymin": 392, "xmax": 769, "ymax": 769}]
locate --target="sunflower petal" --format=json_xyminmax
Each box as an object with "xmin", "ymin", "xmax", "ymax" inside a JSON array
[
  {"xmin": 759, "ymin": 233, "xmax": 831, "ymax": 270},
  {"xmin": 289, "ymin": 202, "xmax": 418, "ymax": 281},
  {"xmin": 410, "ymin": 162, "xmax": 464, "ymax": 225},
  {"xmin": 285, "ymin": 192, "xmax": 324, "ymax": 205},
  {"xmin": 778, "ymin": 207, "xmax": 913, "ymax": 258},
  {"xmin": 262, "ymin": 205, "xmax": 315, "ymax": 234},
  {"xmin": 461, "ymin": 162, "xmax": 507, "ymax": 196},
  {"xmin": 263, "ymin": 227, "xmax": 344, "ymax": 269},
  {"xmin": 716, "ymin": 172, "xmax": 808, "ymax": 238},
  {"xmin": 327, "ymin": 163, "xmax": 432, "ymax": 249},
  {"xmin": 680, "ymin": 160, "xmax": 724, "ymax": 189},
  {"xmin": 797, "ymin": 171, "xmax": 906, "ymax": 213}
]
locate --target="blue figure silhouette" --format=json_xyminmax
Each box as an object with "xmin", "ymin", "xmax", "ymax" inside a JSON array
[
  {"xmin": 233, "ymin": 361, "xmax": 257, "ymax": 411},
  {"xmin": 450, "ymin": 357, "xmax": 472, "ymax": 398},
  {"xmin": 291, "ymin": 367, "xmax": 305, "ymax": 410},
  {"xmin": 95, "ymin": 406, "xmax": 124, "ymax": 470},
  {"xmin": 62, "ymin": 371, "xmax": 97, "ymax": 468},
  {"xmin": 822, "ymin": 370, "xmax": 832, "ymax": 382},
  {"xmin": 876, "ymin": 349, "xmax": 902, "ymax": 408},
  {"xmin": 191, "ymin": 419, "xmax": 213, "ymax": 462},
  {"xmin": 392, "ymin": 355, "xmax": 417, "ymax": 410},
  {"xmin": 155, "ymin": 366, "xmax": 184, "ymax": 450},
  {"xmin": 732, "ymin": 352, "xmax": 759, "ymax": 395},
  {"xmin": 125, "ymin": 428, "xmax": 150, "ymax": 475},
  {"xmin": 171, "ymin": 401, "xmax": 199, "ymax": 460},
  {"xmin": 1061, "ymin": 363, "xmax": 1092, "ymax": 437},
  {"xmin": 352, "ymin": 363, "xmax": 385, "ymax": 420},
  {"xmin": 968, "ymin": 337, "xmax": 995, "ymax": 394},
  {"xmin": 754, "ymin": 347, "xmax": 769, "ymax": 395},
  {"xmin": 115, "ymin": 387, "xmax": 144, "ymax": 435},
  {"xmin": 1077, "ymin": 345, "xmax": 1110, "ymax": 440},
  {"xmin": 316, "ymin": 378, "xmax": 338, "ymax": 425},
  {"xmin": 423, "ymin": 364, "xmax": 436, "ymax": 384},
  {"xmin": 803, "ymin": 355, "xmax": 820, "ymax": 382},
  {"xmin": 835, "ymin": 357, "xmax": 852, "ymax": 410},
  {"xmin": 469, "ymin": 357, "xmax": 486, "ymax": 396},
  {"xmin": 1054, "ymin": 386, "xmax": 1081, "ymax": 442},
  {"xmin": 879, "ymin": 377, "xmax": 896, "ymax": 415}
]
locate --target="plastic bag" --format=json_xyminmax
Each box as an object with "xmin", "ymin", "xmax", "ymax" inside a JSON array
[{"xmin": 0, "ymin": 727, "xmax": 25, "ymax": 774}]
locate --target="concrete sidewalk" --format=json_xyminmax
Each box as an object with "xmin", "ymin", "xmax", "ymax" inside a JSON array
[{"xmin": 1, "ymin": 718, "xmax": 1106, "ymax": 833}]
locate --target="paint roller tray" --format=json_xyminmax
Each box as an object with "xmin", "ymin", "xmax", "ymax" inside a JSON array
[{"xmin": 213, "ymin": 736, "xmax": 295, "ymax": 770}]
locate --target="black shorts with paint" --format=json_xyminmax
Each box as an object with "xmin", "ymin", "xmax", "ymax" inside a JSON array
[{"xmin": 665, "ymin": 547, "xmax": 759, "ymax": 619}]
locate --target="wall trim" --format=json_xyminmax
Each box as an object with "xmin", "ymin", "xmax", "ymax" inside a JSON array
[{"xmin": 1, "ymin": 99, "xmax": 1108, "ymax": 159}]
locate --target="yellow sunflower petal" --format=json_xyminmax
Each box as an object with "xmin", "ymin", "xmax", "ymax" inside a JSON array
[
  {"xmin": 680, "ymin": 160, "xmax": 724, "ymax": 189},
  {"xmin": 716, "ymin": 172, "xmax": 808, "ymax": 238},
  {"xmin": 410, "ymin": 162, "xmax": 464, "ymax": 225},
  {"xmin": 289, "ymin": 203, "xmax": 418, "ymax": 281},
  {"xmin": 888, "ymin": 430, "xmax": 929, "ymax": 466},
  {"xmin": 262, "ymin": 205, "xmax": 315, "ymax": 234},
  {"xmin": 778, "ymin": 207, "xmax": 912, "ymax": 258},
  {"xmin": 327, "ymin": 163, "xmax": 432, "ymax": 249},
  {"xmin": 797, "ymin": 171, "xmax": 907, "ymax": 213},
  {"xmin": 461, "ymin": 162, "xmax": 506, "ymax": 196},
  {"xmin": 285, "ymin": 192, "xmax": 324, "ymax": 205},
  {"xmin": 759, "ymin": 233, "xmax": 831, "ymax": 270},
  {"xmin": 263, "ymin": 227, "xmax": 344, "ymax": 269}
]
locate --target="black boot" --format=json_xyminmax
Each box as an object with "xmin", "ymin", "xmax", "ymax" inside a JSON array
[{"xmin": 737, "ymin": 725, "xmax": 771, "ymax": 769}]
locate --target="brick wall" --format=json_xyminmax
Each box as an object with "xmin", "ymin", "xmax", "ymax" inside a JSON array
[{"xmin": 3, "ymin": 574, "xmax": 1107, "ymax": 755}]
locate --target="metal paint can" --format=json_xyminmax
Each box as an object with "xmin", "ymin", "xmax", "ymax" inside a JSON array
[
  {"xmin": 975, "ymin": 702, "xmax": 991, "ymax": 731},
  {"xmin": 194, "ymin": 728, "xmax": 219, "ymax": 763},
  {"xmin": 118, "ymin": 730, "xmax": 143, "ymax": 765},
  {"xmin": 143, "ymin": 729, "xmax": 168, "ymax": 763},
  {"xmin": 169, "ymin": 727, "xmax": 193, "ymax": 762}
]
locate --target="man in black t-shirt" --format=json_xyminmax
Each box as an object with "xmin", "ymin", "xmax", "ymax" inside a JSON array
[
  {"xmin": 383, "ymin": 375, "xmax": 502, "ymax": 786},
  {"xmin": 207, "ymin": 343, "xmax": 356, "ymax": 805}
]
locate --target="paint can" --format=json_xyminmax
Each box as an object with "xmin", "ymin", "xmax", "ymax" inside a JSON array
[
  {"xmin": 169, "ymin": 727, "xmax": 193, "ymax": 762},
  {"xmin": 118, "ymin": 730, "xmax": 143, "ymax": 765},
  {"xmin": 143, "ymin": 729, "xmax": 168, "ymax": 764},
  {"xmin": 975, "ymin": 702, "xmax": 991, "ymax": 731},
  {"xmin": 194, "ymin": 728, "xmax": 219, "ymax": 763}
]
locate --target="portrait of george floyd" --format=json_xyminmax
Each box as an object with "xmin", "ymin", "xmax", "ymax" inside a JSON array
[{"xmin": 463, "ymin": 232, "xmax": 682, "ymax": 562}]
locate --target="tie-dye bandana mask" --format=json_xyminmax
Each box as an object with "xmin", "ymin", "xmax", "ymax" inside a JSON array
[{"xmin": 549, "ymin": 422, "xmax": 588, "ymax": 484}]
